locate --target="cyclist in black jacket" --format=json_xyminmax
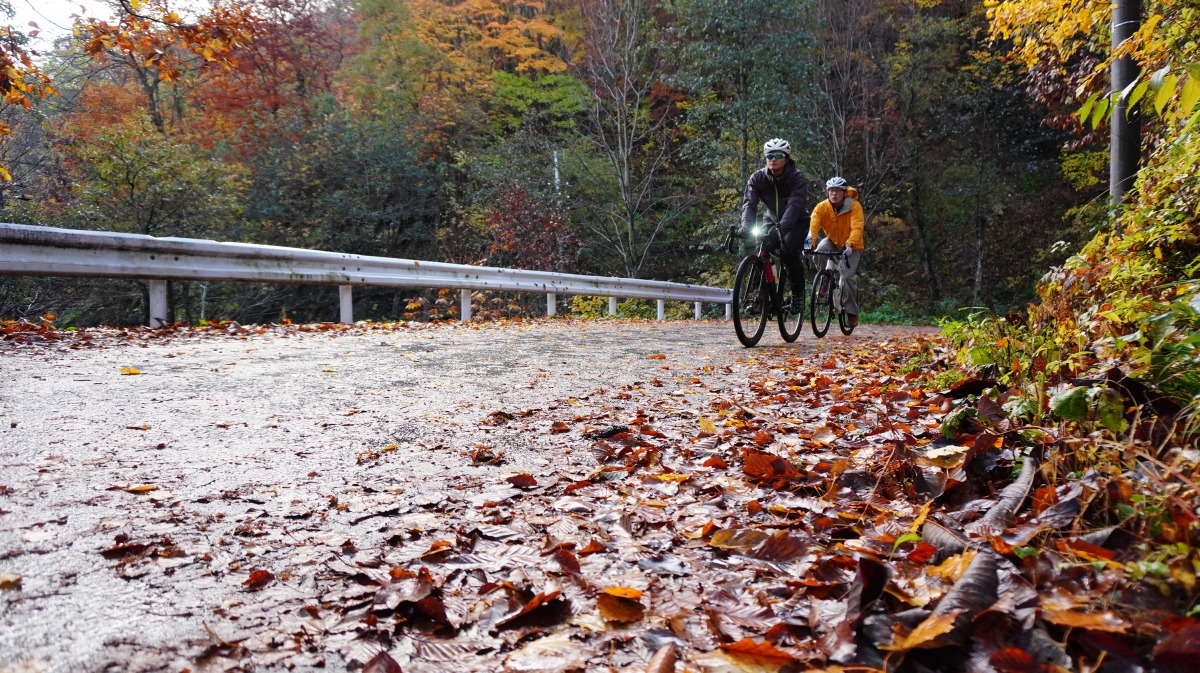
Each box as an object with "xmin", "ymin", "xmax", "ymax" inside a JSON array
[{"xmin": 739, "ymin": 138, "xmax": 808, "ymax": 308}]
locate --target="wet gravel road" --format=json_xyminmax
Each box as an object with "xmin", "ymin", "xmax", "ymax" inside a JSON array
[{"xmin": 0, "ymin": 319, "xmax": 935, "ymax": 672}]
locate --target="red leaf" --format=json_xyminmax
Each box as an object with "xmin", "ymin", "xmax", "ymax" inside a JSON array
[
  {"xmin": 907, "ymin": 542, "xmax": 938, "ymax": 563},
  {"xmin": 363, "ymin": 651, "xmax": 403, "ymax": 673},
  {"xmin": 718, "ymin": 638, "xmax": 797, "ymax": 664},
  {"xmin": 507, "ymin": 474, "xmax": 538, "ymax": 489},
  {"xmin": 991, "ymin": 647, "xmax": 1037, "ymax": 673},
  {"xmin": 552, "ymin": 549, "xmax": 581, "ymax": 576},
  {"xmin": 243, "ymin": 569, "xmax": 274, "ymax": 591},
  {"xmin": 741, "ymin": 448, "xmax": 800, "ymax": 482},
  {"xmin": 579, "ymin": 539, "xmax": 607, "ymax": 555},
  {"xmin": 1154, "ymin": 621, "xmax": 1200, "ymax": 672},
  {"xmin": 99, "ymin": 542, "xmax": 148, "ymax": 559}
]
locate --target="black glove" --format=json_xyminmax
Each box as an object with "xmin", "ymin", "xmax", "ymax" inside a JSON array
[
  {"xmin": 761, "ymin": 228, "xmax": 781, "ymax": 251},
  {"xmin": 729, "ymin": 224, "xmax": 745, "ymax": 240}
]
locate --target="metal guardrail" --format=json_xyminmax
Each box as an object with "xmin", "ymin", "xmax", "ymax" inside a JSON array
[{"xmin": 0, "ymin": 223, "xmax": 732, "ymax": 325}]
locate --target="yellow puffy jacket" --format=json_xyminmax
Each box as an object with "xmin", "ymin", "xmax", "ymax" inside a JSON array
[{"xmin": 808, "ymin": 187, "xmax": 864, "ymax": 250}]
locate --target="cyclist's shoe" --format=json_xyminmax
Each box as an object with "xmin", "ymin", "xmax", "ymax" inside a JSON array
[
  {"xmin": 847, "ymin": 313, "xmax": 859, "ymax": 328},
  {"xmin": 788, "ymin": 298, "xmax": 804, "ymax": 314}
]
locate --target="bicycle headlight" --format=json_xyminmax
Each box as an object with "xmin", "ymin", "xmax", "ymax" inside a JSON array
[{"xmin": 750, "ymin": 227, "xmax": 761, "ymax": 238}]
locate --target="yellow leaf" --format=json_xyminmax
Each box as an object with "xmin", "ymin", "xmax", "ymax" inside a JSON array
[
  {"xmin": 602, "ymin": 587, "xmax": 643, "ymax": 600},
  {"xmin": 698, "ymin": 417, "xmax": 716, "ymax": 434},
  {"xmin": 879, "ymin": 611, "xmax": 961, "ymax": 651},
  {"xmin": 920, "ymin": 445, "xmax": 969, "ymax": 468},
  {"xmin": 1041, "ymin": 608, "xmax": 1128, "ymax": 632},
  {"xmin": 125, "ymin": 484, "xmax": 158, "ymax": 493},
  {"xmin": 120, "ymin": 367, "xmax": 141, "ymax": 375},
  {"xmin": 927, "ymin": 550, "xmax": 976, "ymax": 581}
]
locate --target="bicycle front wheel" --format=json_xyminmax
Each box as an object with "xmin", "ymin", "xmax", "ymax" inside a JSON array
[
  {"xmin": 776, "ymin": 260, "xmax": 804, "ymax": 343},
  {"xmin": 732, "ymin": 256, "xmax": 769, "ymax": 347},
  {"xmin": 810, "ymin": 269, "xmax": 834, "ymax": 338}
]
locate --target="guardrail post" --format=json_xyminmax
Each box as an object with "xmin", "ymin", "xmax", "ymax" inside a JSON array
[
  {"xmin": 725, "ymin": 303, "xmax": 731, "ymax": 320},
  {"xmin": 694, "ymin": 302, "xmax": 701, "ymax": 319},
  {"xmin": 608, "ymin": 297, "xmax": 618, "ymax": 315},
  {"xmin": 460, "ymin": 289, "xmax": 472, "ymax": 321},
  {"xmin": 657, "ymin": 299, "xmax": 665, "ymax": 320},
  {"xmin": 547, "ymin": 293, "xmax": 557, "ymax": 317},
  {"xmin": 148, "ymin": 280, "xmax": 168, "ymax": 327},
  {"xmin": 339, "ymin": 285, "xmax": 353, "ymax": 324}
]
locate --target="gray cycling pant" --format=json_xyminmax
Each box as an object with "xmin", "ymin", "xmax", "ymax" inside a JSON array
[{"xmin": 815, "ymin": 238, "xmax": 861, "ymax": 316}]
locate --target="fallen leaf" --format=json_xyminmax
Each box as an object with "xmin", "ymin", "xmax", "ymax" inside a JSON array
[
  {"xmin": 711, "ymin": 528, "xmax": 771, "ymax": 551},
  {"xmin": 718, "ymin": 638, "xmax": 797, "ymax": 664},
  {"xmin": 552, "ymin": 549, "xmax": 581, "ymax": 576},
  {"xmin": 124, "ymin": 484, "xmax": 158, "ymax": 493},
  {"xmin": 496, "ymin": 589, "xmax": 566, "ymax": 629},
  {"xmin": 648, "ymin": 354, "xmax": 666, "ymax": 360},
  {"xmin": 243, "ymin": 569, "xmax": 275, "ymax": 591},
  {"xmin": 579, "ymin": 539, "xmax": 607, "ymax": 555},
  {"xmin": 0, "ymin": 574, "xmax": 21, "ymax": 591},
  {"xmin": 742, "ymin": 448, "xmax": 800, "ymax": 481},
  {"xmin": 879, "ymin": 611, "xmax": 961, "ymax": 651},
  {"xmin": 507, "ymin": 473, "xmax": 538, "ymax": 489},
  {"xmin": 645, "ymin": 643, "xmax": 676, "ymax": 673},
  {"xmin": 549, "ymin": 421, "xmax": 570, "ymax": 433},
  {"xmin": 363, "ymin": 651, "xmax": 403, "ymax": 673},
  {"xmin": 100, "ymin": 542, "xmax": 149, "ymax": 559},
  {"xmin": 119, "ymin": 367, "xmax": 141, "ymax": 375},
  {"xmin": 597, "ymin": 590, "xmax": 645, "ymax": 622},
  {"xmin": 1040, "ymin": 608, "xmax": 1128, "ymax": 632}
]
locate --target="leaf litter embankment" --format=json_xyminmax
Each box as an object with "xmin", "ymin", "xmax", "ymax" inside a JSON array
[{"xmin": 1, "ymin": 318, "xmax": 1179, "ymax": 673}]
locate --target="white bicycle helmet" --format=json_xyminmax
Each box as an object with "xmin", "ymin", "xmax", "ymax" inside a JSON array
[
  {"xmin": 763, "ymin": 138, "xmax": 791, "ymax": 157},
  {"xmin": 825, "ymin": 176, "xmax": 848, "ymax": 190}
]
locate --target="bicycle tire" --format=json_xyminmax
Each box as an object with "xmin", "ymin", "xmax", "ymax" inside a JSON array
[
  {"xmin": 838, "ymin": 308, "xmax": 854, "ymax": 335},
  {"xmin": 776, "ymin": 260, "xmax": 804, "ymax": 342},
  {"xmin": 810, "ymin": 269, "xmax": 834, "ymax": 337},
  {"xmin": 732, "ymin": 256, "xmax": 769, "ymax": 347}
]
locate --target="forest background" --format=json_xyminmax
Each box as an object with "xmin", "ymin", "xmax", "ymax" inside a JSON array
[{"xmin": 0, "ymin": 0, "xmax": 1119, "ymax": 327}]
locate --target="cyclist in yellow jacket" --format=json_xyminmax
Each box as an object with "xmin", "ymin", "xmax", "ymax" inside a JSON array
[{"xmin": 808, "ymin": 177, "xmax": 864, "ymax": 328}]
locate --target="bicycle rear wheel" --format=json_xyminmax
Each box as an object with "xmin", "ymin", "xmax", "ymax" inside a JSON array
[
  {"xmin": 838, "ymin": 306, "xmax": 854, "ymax": 335},
  {"xmin": 732, "ymin": 256, "xmax": 769, "ymax": 347},
  {"xmin": 810, "ymin": 269, "xmax": 834, "ymax": 337},
  {"xmin": 776, "ymin": 260, "xmax": 804, "ymax": 343}
]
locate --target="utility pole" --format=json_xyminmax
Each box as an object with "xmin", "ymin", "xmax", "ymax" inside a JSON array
[{"xmin": 1110, "ymin": 0, "xmax": 1141, "ymax": 206}]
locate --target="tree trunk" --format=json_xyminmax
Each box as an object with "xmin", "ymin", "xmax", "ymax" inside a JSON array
[
  {"xmin": 908, "ymin": 179, "xmax": 941, "ymax": 303},
  {"xmin": 1110, "ymin": 0, "xmax": 1141, "ymax": 206}
]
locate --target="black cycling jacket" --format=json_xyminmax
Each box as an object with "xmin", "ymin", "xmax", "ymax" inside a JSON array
[{"xmin": 740, "ymin": 162, "xmax": 808, "ymax": 242}]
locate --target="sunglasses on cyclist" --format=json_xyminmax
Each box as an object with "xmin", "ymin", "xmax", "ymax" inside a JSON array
[{"xmin": 765, "ymin": 153, "xmax": 788, "ymax": 160}]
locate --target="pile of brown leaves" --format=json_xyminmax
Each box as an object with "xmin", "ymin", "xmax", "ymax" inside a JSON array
[{"xmin": 158, "ymin": 331, "xmax": 1194, "ymax": 672}]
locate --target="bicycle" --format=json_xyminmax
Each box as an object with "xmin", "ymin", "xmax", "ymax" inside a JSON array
[
  {"xmin": 723, "ymin": 224, "xmax": 805, "ymax": 347},
  {"xmin": 806, "ymin": 248, "xmax": 855, "ymax": 337}
]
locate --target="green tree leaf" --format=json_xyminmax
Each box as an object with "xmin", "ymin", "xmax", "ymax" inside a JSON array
[{"xmin": 1049, "ymin": 387, "xmax": 1088, "ymax": 421}]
